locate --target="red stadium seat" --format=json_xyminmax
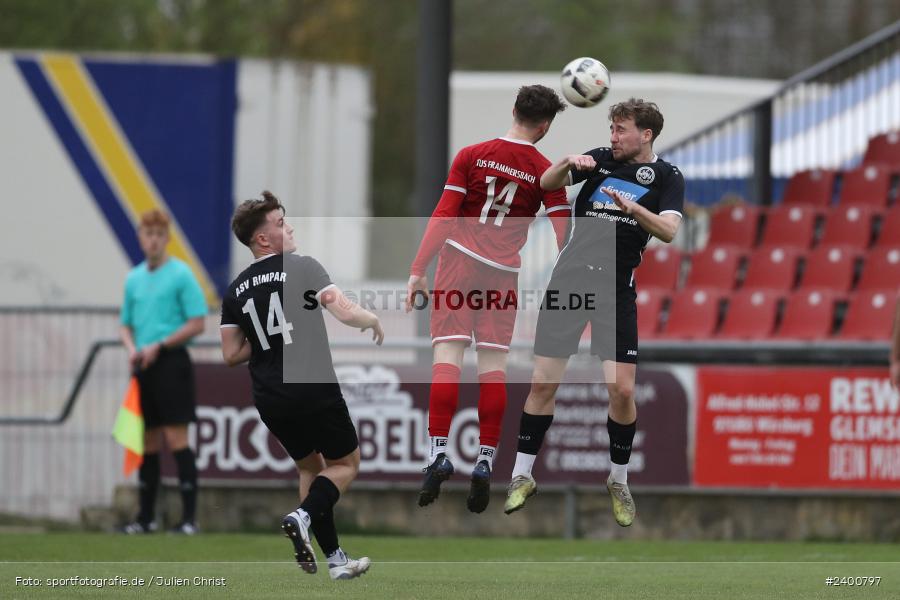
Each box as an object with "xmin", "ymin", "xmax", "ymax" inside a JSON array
[
  {"xmin": 781, "ymin": 169, "xmax": 836, "ymax": 207},
  {"xmin": 718, "ymin": 289, "xmax": 781, "ymax": 339},
  {"xmin": 775, "ymin": 289, "xmax": 837, "ymax": 340},
  {"xmin": 658, "ymin": 287, "xmax": 725, "ymax": 339},
  {"xmin": 856, "ymin": 247, "xmax": 900, "ymax": 292},
  {"xmin": 636, "ymin": 287, "xmax": 669, "ymax": 339},
  {"xmin": 875, "ymin": 207, "xmax": 900, "ymax": 248},
  {"xmin": 759, "ymin": 205, "xmax": 819, "ymax": 248},
  {"xmin": 818, "ymin": 204, "xmax": 879, "ymax": 249},
  {"xmin": 799, "ymin": 245, "xmax": 861, "ymax": 293},
  {"xmin": 707, "ymin": 202, "xmax": 761, "ymax": 248},
  {"xmin": 837, "ymin": 290, "xmax": 898, "ymax": 340},
  {"xmin": 635, "ymin": 246, "xmax": 682, "ymax": 291},
  {"xmin": 741, "ymin": 246, "xmax": 803, "ymax": 290},
  {"xmin": 684, "ymin": 245, "xmax": 744, "ymax": 290},
  {"xmin": 838, "ymin": 164, "xmax": 892, "ymax": 208},
  {"xmin": 863, "ymin": 131, "xmax": 900, "ymax": 168}
]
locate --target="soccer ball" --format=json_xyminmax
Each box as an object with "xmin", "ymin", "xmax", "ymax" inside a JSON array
[{"xmin": 560, "ymin": 57, "xmax": 611, "ymax": 108}]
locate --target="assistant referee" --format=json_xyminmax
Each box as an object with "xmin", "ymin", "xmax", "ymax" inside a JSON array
[{"xmin": 119, "ymin": 209, "xmax": 207, "ymax": 534}]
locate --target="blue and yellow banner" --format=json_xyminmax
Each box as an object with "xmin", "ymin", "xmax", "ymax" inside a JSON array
[{"xmin": 15, "ymin": 53, "xmax": 236, "ymax": 303}]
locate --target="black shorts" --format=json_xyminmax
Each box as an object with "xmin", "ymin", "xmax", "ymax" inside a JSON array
[
  {"xmin": 533, "ymin": 267, "xmax": 639, "ymax": 364},
  {"xmin": 138, "ymin": 347, "xmax": 197, "ymax": 429},
  {"xmin": 256, "ymin": 395, "xmax": 359, "ymax": 461}
]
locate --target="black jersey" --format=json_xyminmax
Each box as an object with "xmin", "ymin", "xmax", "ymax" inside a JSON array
[
  {"xmin": 555, "ymin": 147, "xmax": 684, "ymax": 283},
  {"xmin": 221, "ymin": 253, "xmax": 341, "ymax": 408}
]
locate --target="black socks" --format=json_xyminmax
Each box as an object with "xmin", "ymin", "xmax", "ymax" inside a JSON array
[
  {"xmin": 607, "ymin": 417, "xmax": 637, "ymax": 465},
  {"xmin": 137, "ymin": 452, "xmax": 160, "ymax": 524},
  {"xmin": 300, "ymin": 476, "xmax": 341, "ymax": 556},
  {"xmin": 173, "ymin": 447, "xmax": 198, "ymax": 524},
  {"xmin": 516, "ymin": 412, "xmax": 554, "ymax": 455}
]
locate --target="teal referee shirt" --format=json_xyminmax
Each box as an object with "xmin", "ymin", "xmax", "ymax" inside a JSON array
[{"xmin": 121, "ymin": 257, "xmax": 207, "ymax": 350}]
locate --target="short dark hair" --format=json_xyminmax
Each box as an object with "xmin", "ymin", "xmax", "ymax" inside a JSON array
[
  {"xmin": 514, "ymin": 84, "xmax": 566, "ymax": 125},
  {"xmin": 609, "ymin": 98, "xmax": 664, "ymax": 142},
  {"xmin": 231, "ymin": 190, "xmax": 284, "ymax": 247}
]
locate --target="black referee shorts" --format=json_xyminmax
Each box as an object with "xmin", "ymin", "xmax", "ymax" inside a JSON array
[
  {"xmin": 256, "ymin": 394, "xmax": 359, "ymax": 461},
  {"xmin": 533, "ymin": 267, "xmax": 639, "ymax": 364},
  {"xmin": 137, "ymin": 347, "xmax": 197, "ymax": 429}
]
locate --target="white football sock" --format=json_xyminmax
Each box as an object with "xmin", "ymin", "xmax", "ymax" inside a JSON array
[
  {"xmin": 511, "ymin": 452, "xmax": 536, "ymax": 479},
  {"xmin": 429, "ymin": 436, "xmax": 448, "ymax": 462},
  {"xmin": 610, "ymin": 462, "xmax": 628, "ymax": 484},
  {"xmin": 477, "ymin": 445, "xmax": 497, "ymax": 469}
]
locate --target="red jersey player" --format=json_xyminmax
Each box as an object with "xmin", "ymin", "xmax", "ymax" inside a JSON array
[{"xmin": 405, "ymin": 85, "xmax": 571, "ymax": 513}]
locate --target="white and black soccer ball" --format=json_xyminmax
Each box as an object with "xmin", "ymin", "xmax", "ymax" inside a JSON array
[{"xmin": 560, "ymin": 57, "xmax": 611, "ymax": 108}]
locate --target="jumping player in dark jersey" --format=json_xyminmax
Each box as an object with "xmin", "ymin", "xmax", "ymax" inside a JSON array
[
  {"xmin": 504, "ymin": 99, "xmax": 684, "ymax": 527},
  {"xmin": 220, "ymin": 192, "xmax": 383, "ymax": 580}
]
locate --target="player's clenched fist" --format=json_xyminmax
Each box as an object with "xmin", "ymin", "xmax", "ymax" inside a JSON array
[{"xmin": 567, "ymin": 154, "xmax": 597, "ymax": 171}]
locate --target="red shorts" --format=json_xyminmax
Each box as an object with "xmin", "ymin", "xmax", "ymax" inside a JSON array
[{"xmin": 430, "ymin": 245, "xmax": 519, "ymax": 351}]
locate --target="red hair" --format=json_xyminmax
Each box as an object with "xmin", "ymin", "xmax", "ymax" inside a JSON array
[{"xmin": 138, "ymin": 209, "xmax": 171, "ymax": 230}]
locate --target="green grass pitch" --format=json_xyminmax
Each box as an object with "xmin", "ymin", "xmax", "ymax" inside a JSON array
[{"xmin": 2, "ymin": 533, "xmax": 899, "ymax": 599}]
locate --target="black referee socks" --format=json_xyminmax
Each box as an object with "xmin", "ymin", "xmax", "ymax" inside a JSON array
[
  {"xmin": 607, "ymin": 417, "xmax": 637, "ymax": 465},
  {"xmin": 516, "ymin": 412, "xmax": 554, "ymax": 455},
  {"xmin": 137, "ymin": 452, "xmax": 160, "ymax": 524},
  {"xmin": 173, "ymin": 448, "xmax": 198, "ymax": 524},
  {"xmin": 300, "ymin": 476, "xmax": 341, "ymax": 556}
]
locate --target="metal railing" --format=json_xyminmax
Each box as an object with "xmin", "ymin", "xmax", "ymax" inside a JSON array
[
  {"xmin": 1, "ymin": 321, "xmax": 888, "ymax": 427},
  {"xmin": 661, "ymin": 20, "xmax": 900, "ymax": 207}
]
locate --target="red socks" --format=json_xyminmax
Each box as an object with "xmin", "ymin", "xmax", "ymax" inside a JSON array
[
  {"xmin": 428, "ymin": 366, "xmax": 508, "ymax": 449},
  {"xmin": 428, "ymin": 363, "xmax": 461, "ymax": 437},
  {"xmin": 477, "ymin": 370, "xmax": 507, "ymax": 447}
]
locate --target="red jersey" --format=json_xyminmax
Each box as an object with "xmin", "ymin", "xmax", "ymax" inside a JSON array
[{"xmin": 410, "ymin": 137, "xmax": 570, "ymax": 275}]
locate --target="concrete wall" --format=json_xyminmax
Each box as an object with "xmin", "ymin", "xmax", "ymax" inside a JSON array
[{"xmin": 97, "ymin": 484, "xmax": 900, "ymax": 543}]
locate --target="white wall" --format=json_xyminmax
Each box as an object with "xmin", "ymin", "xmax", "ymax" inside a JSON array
[
  {"xmin": 451, "ymin": 71, "xmax": 780, "ymax": 163},
  {"xmin": 232, "ymin": 60, "xmax": 373, "ymax": 283}
]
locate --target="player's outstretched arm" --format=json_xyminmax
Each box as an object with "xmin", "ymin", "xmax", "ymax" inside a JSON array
[
  {"xmin": 321, "ymin": 286, "xmax": 384, "ymax": 345},
  {"xmin": 541, "ymin": 155, "xmax": 596, "ymax": 191},
  {"xmin": 221, "ymin": 326, "xmax": 251, "ymax": 366}
]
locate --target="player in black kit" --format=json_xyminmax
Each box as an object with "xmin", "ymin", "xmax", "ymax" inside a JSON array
[
  {"xmin": 504, "ymin": 99, "xmax": 684, "ymax": 526},
  {"xmin": 220, "ymin": 192, "xmax": 383, "ymax": 580}
]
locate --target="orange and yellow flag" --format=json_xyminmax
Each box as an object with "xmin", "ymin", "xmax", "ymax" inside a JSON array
[{"xmin": 112, "ymin": 376, "xmax": 144, "ymax": 476}]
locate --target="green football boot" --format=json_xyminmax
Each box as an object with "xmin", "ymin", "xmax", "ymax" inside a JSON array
[
  {"xmin": 503, "ymin": 474, "xmax": 537, "ymax": 515},
  {"xmin": 606, "ymin": 475, "xmax": 636, "ymax": 527}
]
